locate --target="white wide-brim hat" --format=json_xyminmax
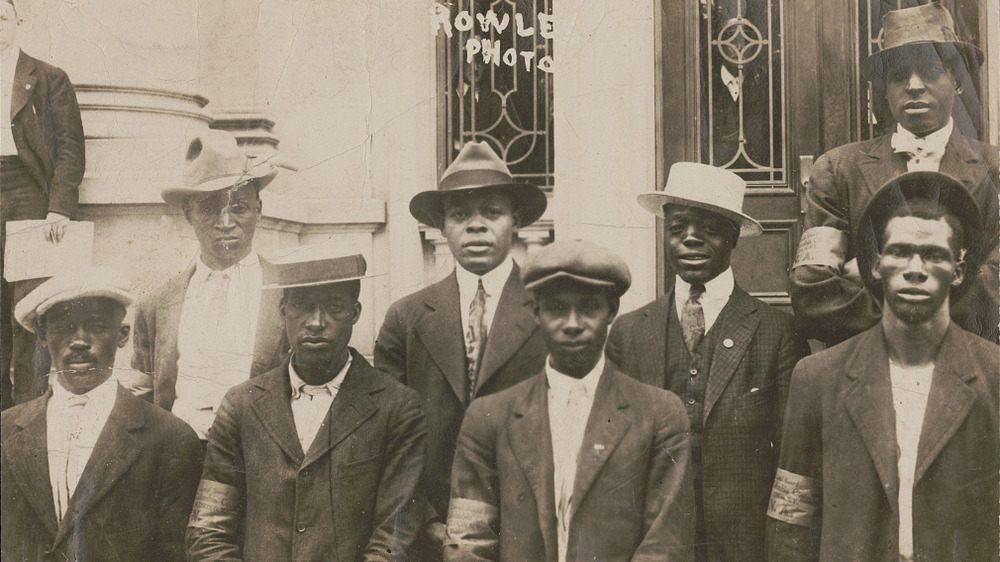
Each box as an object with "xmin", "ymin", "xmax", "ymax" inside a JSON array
[
  {"xmin": 15, "ymin": 267, "xmax": 133, "ymax": 333},
  {"xmin": 637, "ymin": 162, "xmax": 763, "ymax": 237},
  {"xmin": 161, "ymin": 130, "xmax": 279, "ymax": 207}
]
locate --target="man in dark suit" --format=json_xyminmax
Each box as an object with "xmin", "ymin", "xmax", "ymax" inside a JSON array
[
  {"xmin": 1, "ymin": 0, "xmax": 86, "ymax": 408},
  {"xmin": 188, "ymin": 252, "xmax": 427, "ymax": 561},
  {"xmin": 446, "ymin": 240, "xmax": 694, "ymax": 561},
  {"xmin": 606, "ymin": 162, "xmax": 809, "ymax": 562},
  {"xmin": 375, "ymin": 141, "xmax": 549, "ymax": 556},
  {"xmin": 129, "ymin": 130, "xmax": 287, "ymax": 438},
  {"xmin": 1, "ymin": 267, "xmax": 202, "ymax": 561},
  {"xmin": 767, "ymin": 172, "xmax": 999, "ymax": 561},
  {"xmin": 790, "ymin": 3, "xmax": 999, "ymax": 344}
]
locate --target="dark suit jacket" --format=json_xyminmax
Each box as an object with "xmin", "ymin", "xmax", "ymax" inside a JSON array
[
  {"xmin": 790, "ymin": 130, "xmax": 1000, "ymax": 343},
  {"xmin": 187, "ymin": 349, "xmax": 428, "ymax": 561},
  {"xmin": 606, "ymin": 284, "xmax": 809, "ymax": 562},
  {"xmin": 445, "ymin": 365, "xmax": 695, "ymax": 561},
  {"xmin": 9, "ymin": 51, "xmax": 85, "ymax": 219},
  {"xmin": 130, "ymin": 257, "xmax": 287, "ymax": 410},
  {"xmin": 766, "ymin": 324, "xmax": 999, "ymax": 562},
  {"xmin": 1, "ymin": 383, "xmax": 203, "ymax": 561},
  {"xmin": 374, "ymin": 266, "xmax": 547, "ymax": 519}
]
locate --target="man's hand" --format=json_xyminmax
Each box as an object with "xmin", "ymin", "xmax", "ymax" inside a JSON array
[
  {"xmin": 43, "ymin": 212, "xmax": 70, "ymax": 244},
  {"xmin": 842, "ymin": 258, "xmax": 863, "ymax": 286}
]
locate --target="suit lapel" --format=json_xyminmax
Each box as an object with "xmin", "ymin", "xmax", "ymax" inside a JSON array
[
  {"xmin": 155, "ymin": 266, "xmax": 194, "ymax": 380},
  {"xmin": 250, "ymin": 363, "xmax": 305, "ymax": 465},
  {"xmin": 508, "ymin": 374, "xmax": 558, "ymax": 556},
  {"xmin": 939, "ymin": 131, "xmax": 991, "ymax": 194},
  {"xmin": 703, "ymin": 288, "xmax": 759, "ymax": 423},
  {"xmin": 477, "ymin": 265, "xmax": 537, "ymax": 395},
  {"xmin": 303, "ymin": 354, "xmax": 381, "ymax": 469},
  {"xmin": 636, "ymin": 295, "xmax": 671, "ymax": 389},
  {"xmin": 3, "ymin": 393, "xmax": 59, "ymax": 539},
  {"xmin": 54, "ymin": 387, "xmax": 144, "ymax": 548},
  {"xmin": 252, "ymin": 259, "xmax": 286, "ymax": 374},
  {"xmin": 858, "ymin": 136, "xmax": 898, "ymax": 199},
  {"xmin": 11, "ymin": 51, "xmax": 36, "ymax": 119},
  {"xmin": 914, "ymin": 327, "xmax": 978, "ymax": 483},
  {"xmin": 841, "ymin": 329, "xmax": 898, "ymax": 500},
  {"xmin": 415, "ymin": 274, "xmax": 468, "ymax": 402},
  {"xmin": 571, "ymin": 366, "xmax": 632, "ymax": 514}
]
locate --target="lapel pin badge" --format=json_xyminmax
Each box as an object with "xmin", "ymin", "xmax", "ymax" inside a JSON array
[
  {"xmin": 25, "ymin": 84, "xmax": 31, "ymax": 90},
  {"xmin": 593, "ymin": 444, "xmax": 605, "ymax": 451},
  {"xmin": 722, "ymin": 338, "xmax": 734, "ymax": 348}
]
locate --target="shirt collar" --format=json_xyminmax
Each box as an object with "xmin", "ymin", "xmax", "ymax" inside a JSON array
[
  {"xmin": 51, "ymin": 374, "xmax": 119, "ymax": 409},
  {"xmin": 545, "ymin": 353, "xmax": 605, "ymax": 398},
  {"xmin": 288, "ymin": 353, "xmax": 352, "ymax": 400},
  {"xmin": 894, "ymin": 118, "xmax": 953, "ymax": 148},
  {"xmin": 674, "ymin": 267, "xmax": 735, "ymax": 304},
  {"xmin": 455, "ymin": 256, "xmax": 514, "ymax": 300},
  {"xmin": 192, "ymin": 252, "xmax": 261, "ymax": 283}
]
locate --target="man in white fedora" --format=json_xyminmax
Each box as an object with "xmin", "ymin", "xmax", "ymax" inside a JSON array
[
  {"xmin": 790, "ymin": 2, "xmax": 999, "ymax": 345},
  {"xmin": 130, "ymin": 130, "xmax": 288, "ymax": 439},
  {"xmin": 374, "ymin": 141, "xmax": 549, "ymax": 558},
  {"xmin": 606, "ymin": 162, "xmax": 809, "ymax": 562}
]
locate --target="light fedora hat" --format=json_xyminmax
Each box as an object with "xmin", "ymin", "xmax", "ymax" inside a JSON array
[
  {"xmin": 637, "ymin": 162, "xmax": 763, "ymax": 237},
  {"xmin": 409, "ymin": 141, "xmax": 547, "ymax": 228},
  {"xmin": 861, "ymin": 3, "xmax": 982, "ymax": 80},
  {"xmin": 161, "ymin": 129, "xmax": 279, "ymax": 207}
]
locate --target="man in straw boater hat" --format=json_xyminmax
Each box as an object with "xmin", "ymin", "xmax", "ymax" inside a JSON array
[
  {"xmin": 129, "ymin": 130, "xmax": 289, "ymax": 439},
  {"xmin": 767, "ymin": 172, "xmax": 999, "ymax": 562},
  {"xmin": 189, "ymin": 249, "xmax": 428, "ymax": 561},
  {"xmin": 374, "ymin": 141, "xmax": 549, "ymax": 558},
  {"xmin": 446, "ymin": 240, "xmax": 695, "ymax": 561},
  {"xmin": 790, "ymin": 2, "xmax": 999, "ymax": 345},
  {"xmin": 606, "ymin": 162, "xmax": 809, "ymax": 562},
  {"xmin": 1, "ymin": 267, "xmax": 202, "ymax": 561}
]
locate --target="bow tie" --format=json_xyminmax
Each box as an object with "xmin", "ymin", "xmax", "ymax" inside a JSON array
[{"xmin": 891, "ymin": 131, "xmax": 946, "ymax": 159}]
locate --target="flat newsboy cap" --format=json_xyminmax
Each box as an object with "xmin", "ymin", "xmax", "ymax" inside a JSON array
[
  {"xmin": 521, "ymin": 240, "xmax": 631, "ymax": 298},
  {"xmin": 263, "ymin": 245, "xmax": 369, "ymax": 290},
  {"xmin": 15, "ymin": 267, "xmax": 133, "ymax": 333},
  {"xmin": 162, "ymin": 129, "xmax": 279, "ymax": 207}
]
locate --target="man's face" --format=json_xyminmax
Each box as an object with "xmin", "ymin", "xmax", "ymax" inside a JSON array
[
  {"xmin": 533, "ymin": 283, "xmax": 616, "ymax": 378},
  {"xmin": 442, "ymin": 190, "xmax": 517, "ymax": 276},
  {"xmin": 185, "ymin": 184, "xmax": 262, "ymax": 269},
  {"xmin": 41, "ymin": 297, "xmax": 129, "ymax": 395},
  {"xmin": 663, "ymin": 205, "xmax": 737, "ymax": 285},
  {"xmin": 885, "ymin": 54, "xmax": 958, "ymax": 137},
  {"xmin": 0, "ymin": 2, "xmax": 17, "ymax": 52},
  {"xmin": 280, "ymin": 284, "xmax": 360, "ymax": 371},
  {"xmin": 873, "ymin": 216, "xmax": 963, "ymax": 325}
]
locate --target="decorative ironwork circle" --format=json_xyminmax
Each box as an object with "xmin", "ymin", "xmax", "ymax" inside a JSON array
[{"xmin": 716, "ymin": 18, "xmax": 764, "ymax": 65}]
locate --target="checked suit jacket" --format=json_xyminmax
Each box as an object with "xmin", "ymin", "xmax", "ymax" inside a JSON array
[{"xmin": 606, "ymin": 282, "xmax": 809, "ymax": 562}]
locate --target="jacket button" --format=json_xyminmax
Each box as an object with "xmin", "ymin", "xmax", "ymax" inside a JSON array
[{"xmin": 297, "ymin": 523, "xmax": 306, "ymax": 533}]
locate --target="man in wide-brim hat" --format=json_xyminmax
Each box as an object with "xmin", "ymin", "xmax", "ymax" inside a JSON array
[
  {"xmin": 790, "ymin": 2, "xmax": 999, "ymax": 345},
  {"xmin": 128, "ymin": 129, "xmax": 288, "ymax": 439},
  {"xmin": 375, "ymin": 141, "xmax": 549, "ymax": 559},
  {"xmin": 606, "ymin": 162, "xmax": 809, "ymax": 562}
]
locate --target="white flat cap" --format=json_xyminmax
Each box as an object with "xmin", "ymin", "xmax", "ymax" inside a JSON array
[{"xmin": 15, "ymin": 267, "xmax": 133, "ymax": 333}]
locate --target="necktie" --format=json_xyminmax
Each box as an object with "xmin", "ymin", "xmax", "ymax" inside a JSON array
[
  {"xmin": 681, "ymin": 284, "xmax": 706, "ymax": 355},
  {"xmin": 298, "ymin": 384, "xmax": 331, "ymax": 400},
  {"xmin": 465, "ymin": 280, "xmax": 488, "ymax": 403},
  {"xmin": 58, "ymin": 394, "xmax": 89, "ymax": 520}
]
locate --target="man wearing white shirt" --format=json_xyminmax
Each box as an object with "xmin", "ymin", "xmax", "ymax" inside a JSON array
[
  {"xmin": 1, "ymin": 268, "xmax": 202, "ymax": 561},
  {"xmin": 189, "ymin": 252, "xmax": 428, "ymax": 561},
  {"xmin": 767, "ymin": 171, "xmax": 999, "ymax": 561},
  {"xmin": 790, "ymin": 3, "xmax": 999, "ymax": 344},
  {"xmin": 447, "ymin": 240, "xmax": 694, "ymax": 561},
  {"xmin": 130, "ymin": 130, "xmax": 287, "ymax": 437}
]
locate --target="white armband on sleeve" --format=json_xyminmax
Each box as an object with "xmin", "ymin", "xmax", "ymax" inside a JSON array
[
  {"xmin": 445, "ymin": 498, "xmax": 499, "ymax": 548},
  {"xmin": 793, "ymin": 226, "xmax": 848, "ymax": 269},
  {"xmin": 767, "ymin": 469, "xmax": 821, "ymax": 527}
]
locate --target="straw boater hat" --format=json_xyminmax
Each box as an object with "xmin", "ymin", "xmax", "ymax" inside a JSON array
[
  {"xmin": 521, "ymin": 239, "xmax": 632, "ymax": 298},
  {"xmin": 855, "ymin": 171, "xmax": 983, "ymax": 297},
  {"xmin": 409, "ymin": 141, "xmax": 547, "ymax": 228},
  {"xmin": 263, "ymin": 244, "xmax": 372, "ymax": 290},
  {"xmin": 637, "ymin": 162, "xmax": 763, "ymax": 237},
  {"xmin": 861, "ymin": 3, "xmax": 982, "ymax": 81},
  {"xmin": 161, "ymin": 129, "xmax": 279, "ymax": 207},
  {"xmin": 15, "ymin": 267, "xmax": 133, "ymax": 333}
]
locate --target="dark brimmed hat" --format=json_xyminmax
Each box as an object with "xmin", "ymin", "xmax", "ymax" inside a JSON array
[
  {"xmin": 855, "ymin": 171, "xmax": 983, "ymax": 297},
  {"xmin": 409, "ymin": 141, "xmax": 547, "ymax": 228},
  {"xmin": 162, "ymin": 130, "xmax": 279, "ymax": 207},
  {"xmin": 521, "ymin": 240, "xmax": 631, "ymax": 298},
  {"xmin": 263, "ymin": 245, "xmax": 370, "ymax": 290},
  {"xmin": 861, "ymin": 3, "xmax": 982, "ymax": 81}
]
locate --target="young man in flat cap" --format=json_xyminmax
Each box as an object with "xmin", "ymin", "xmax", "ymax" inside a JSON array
[
  {"xmin": 767, "ymin": 171, "xmax": 999, "ymax": 562},
  {"xmin": 606, "ymin": 162, "xmax": 809, "ymax": 562},
  {"xmin": 130, "ymin": 130, "xmax": 287, "ymax": 438},
  {"xmin": 446, "ymin": 240, "xmax": 694, "ymax": 562},
  {"xmin": 1, "ymin": 268, "xmax": 202, "ymax": 561},
  {"xmin": 188, "ymin": 251, "xmax": 428, "ymax": 561},
  {"xmin": 790, "ymin": 3, "xmax": 999, "ymax": 344},
  {"xmin": 375, "ymin": 141, "xmax": 549, "ymax": 556}
]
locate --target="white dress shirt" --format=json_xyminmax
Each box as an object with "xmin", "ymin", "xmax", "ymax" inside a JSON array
[
  {"xmin": 174, "ymin": 253, "xmax": 263, "ymax": 438},
  {"xmin": 47, "ymin": 376, "xmax": 119, "ymax": 520},
  {"xmin": 673, "ymin": 267, "xmax": 735, "ymax": 333},
  {"xmin": 891, "ymin": 118, "xmax": 953, "ymax": 172},
  {"xmin": 546, "ymin": 355, "xmax": 604, "ymax": 562},
  {"xmin": 287, "ymin": 354, "xmax": 351, "ymax": 454},
  {"xmin": 889, "ymin": 359, "xmax": 934, "ymax": 562},
  {"xmin": 455, "ymin": 257, "xmax": 514, "ymax": 339},
  {"xmin": 1, "ymin": 46, "xmax": 21, "ymax": 156}
]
